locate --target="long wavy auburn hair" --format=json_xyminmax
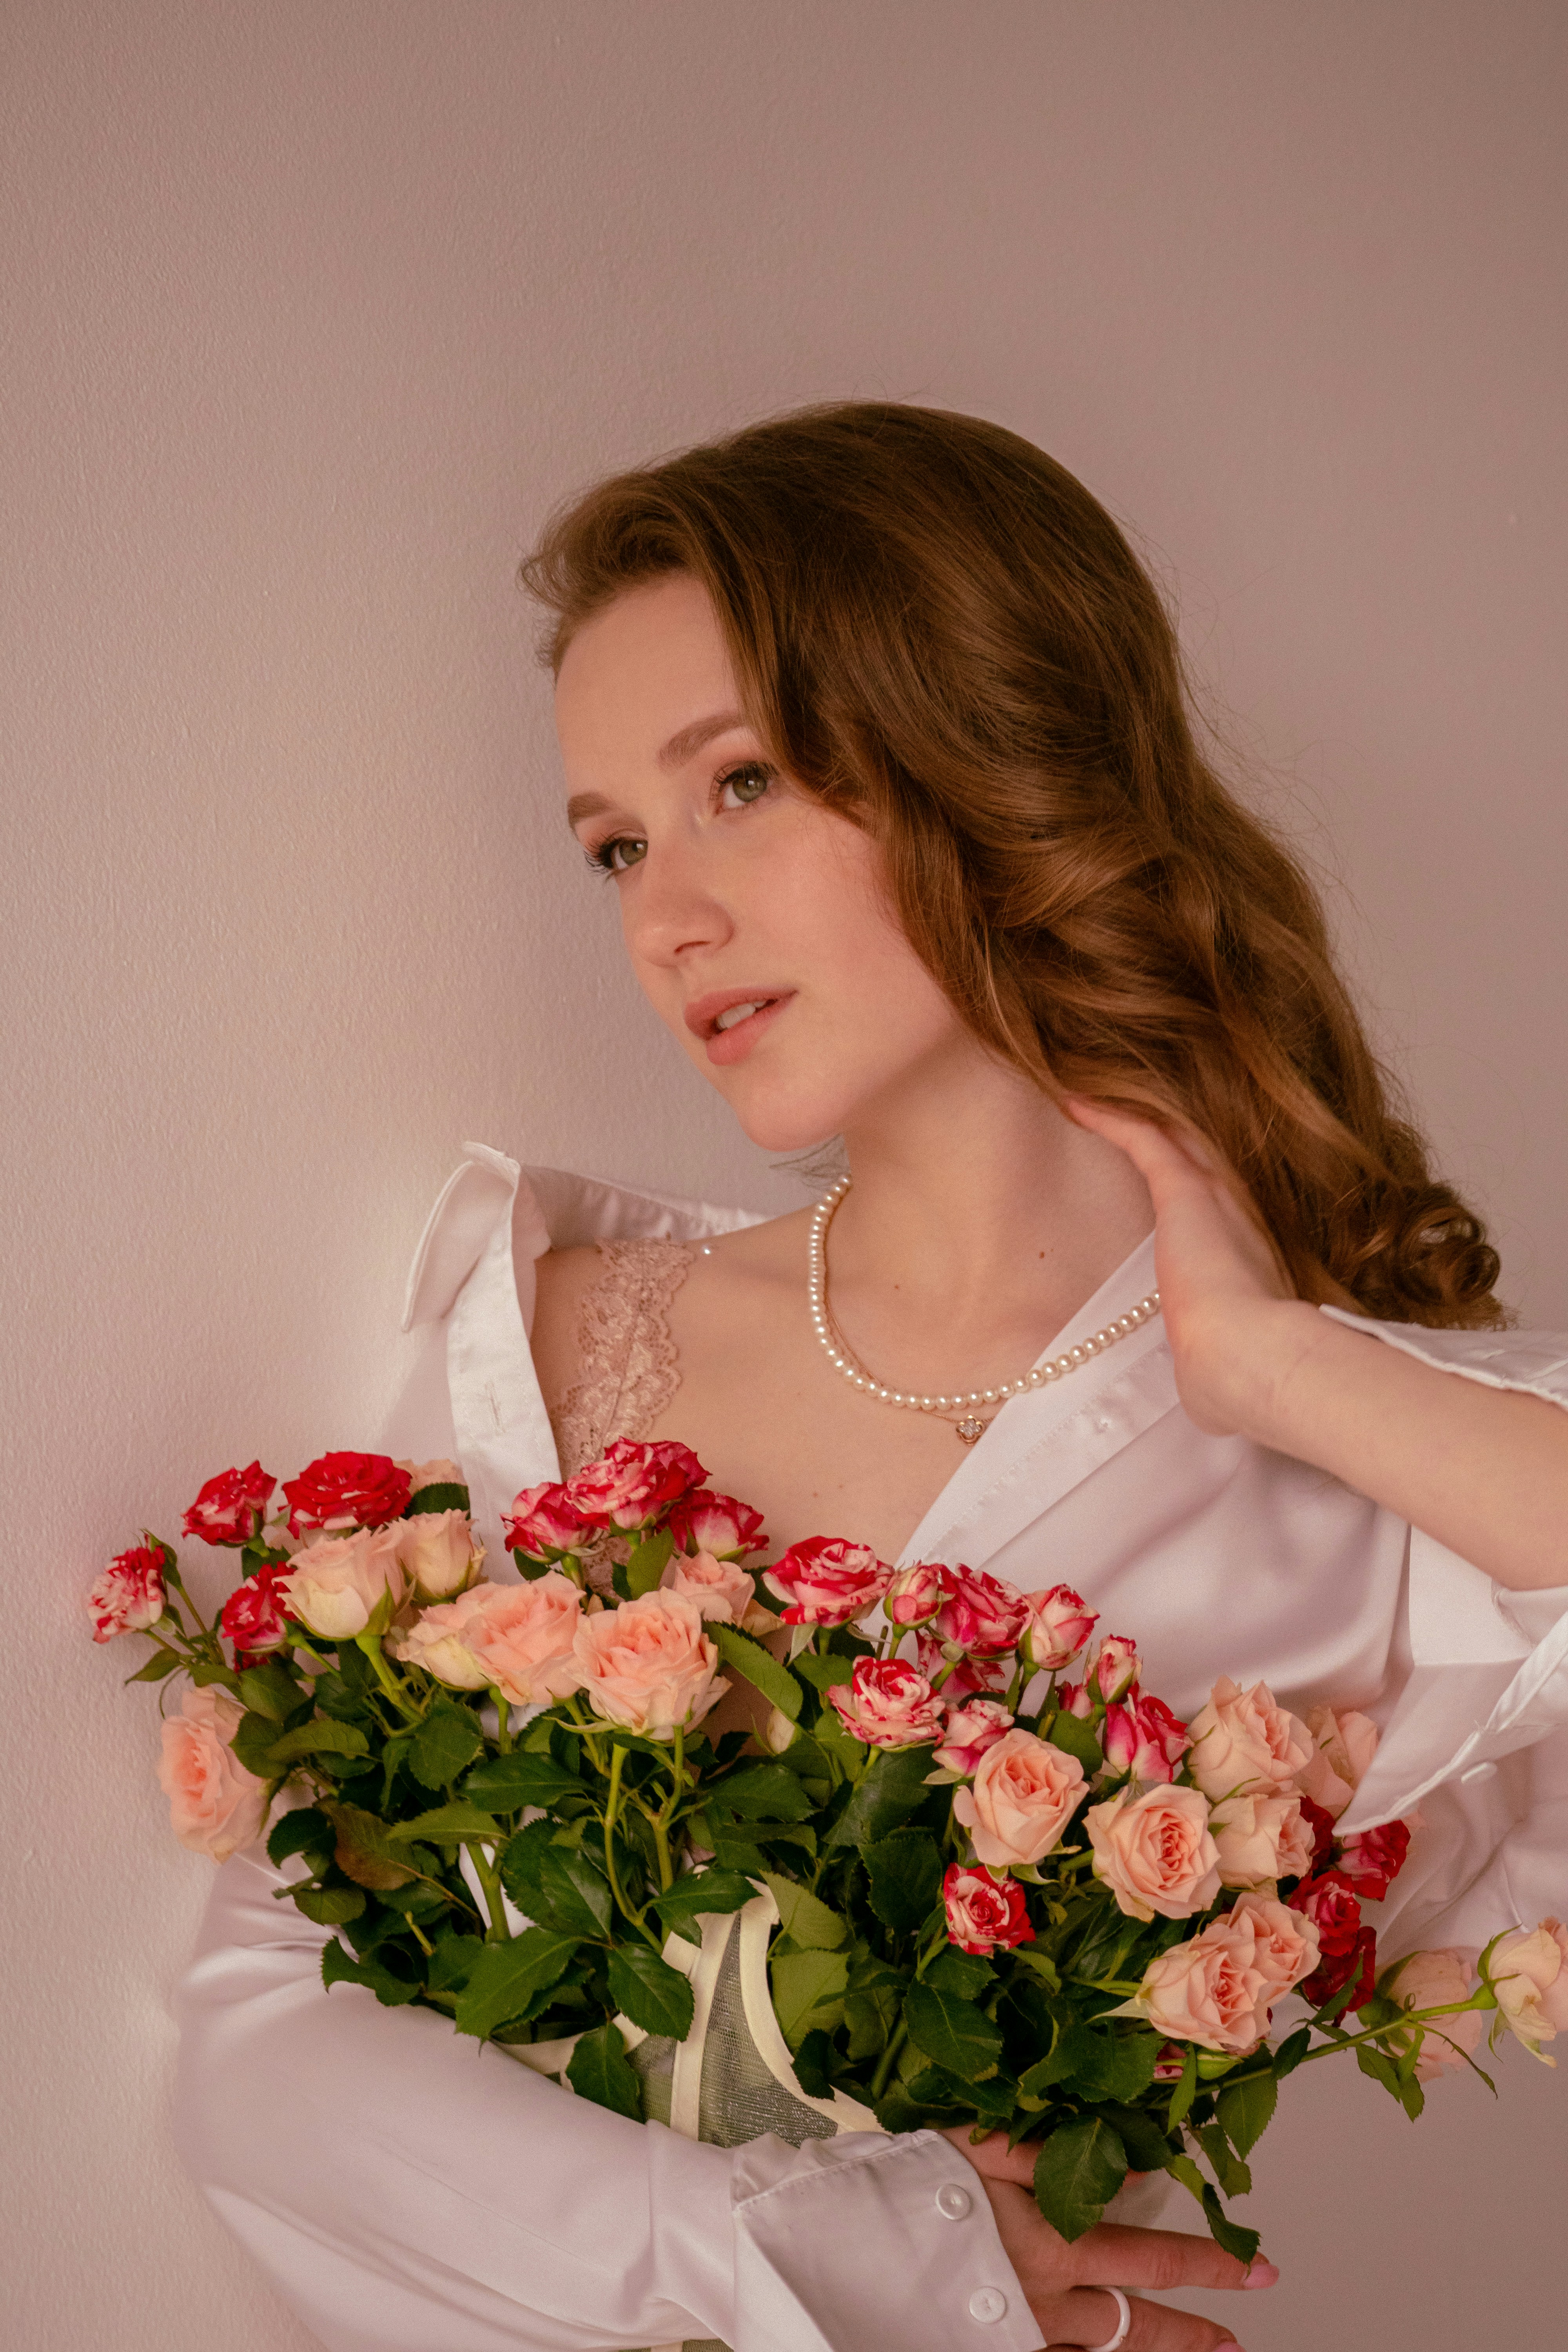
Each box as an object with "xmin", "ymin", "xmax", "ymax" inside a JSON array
[{"xmin": 521, "ymin": 401, "xmax": 1503, "ymax": 1327}]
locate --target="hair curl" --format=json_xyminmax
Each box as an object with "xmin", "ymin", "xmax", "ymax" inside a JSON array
[{"xmin": 522, "ymin": 401, "xmax": 1503, "ymax": 1327}]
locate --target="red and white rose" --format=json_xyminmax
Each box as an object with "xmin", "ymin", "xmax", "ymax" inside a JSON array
[
  {"xmin": 566, "ymin": 1438, "xmax": 707, "ymax": 1532},
  {"xmin": 766, "ymin": 1537, "xmax": 894, "ymax": 1628},
  {"xmin": 89, "ymin": 1544, "xmax": 167, "ymax": 1642},
  {"xmin": 828, "ymin": 1657, "xmax": 947, "ymax": 1749},
  {"xmin": 281, "ymin": 1451, "xmax": 412, "ymax": 1537},
  {"xmin": 182, "ymin": 1461, "xmax": 277, "ymax": 1547},
  {"xmin": 943, "ymin": 1862, "xmax": 1035, "ymax": 1956}
]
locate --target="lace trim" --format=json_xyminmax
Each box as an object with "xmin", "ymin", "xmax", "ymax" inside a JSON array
[{"xmin": 552, "ymin": 1238, "xmax": 698, "ymax": 1479}]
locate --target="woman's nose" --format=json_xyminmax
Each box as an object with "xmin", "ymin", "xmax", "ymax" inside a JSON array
[{"xmin": 621, "ymin": 840, "xmax": 735, "ymax": 969}]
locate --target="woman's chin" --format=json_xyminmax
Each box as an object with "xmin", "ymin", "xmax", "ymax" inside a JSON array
[{"xmin": 722, "ymin": 1086, "xmax": 849, "ymax": 1157}]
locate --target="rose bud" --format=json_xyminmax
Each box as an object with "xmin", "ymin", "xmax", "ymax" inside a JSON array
[
  {"xmin": 1290, "ymin": 1873, "xmax": 1377, "ymax": 2009},
  {"xmin": 572, "ymin": 1589, "xmax": 726, "ymax": 1739},
  {"xmin": 932, "ymin": 1565, "xmax": 1030, "ymax": 1659},
  {"xmin": 885, "ymin": 1561, "xmax": 952, "ymax": 1630},
  {"xmin": 1488, "ymin": 1919, "xmax": 1568, "ymax": 2060},
  {"xmin": 502, "ymin": 1480, "xmax": 589, "ymax": 1561},
  {"xmin": 89, "ymin": 1544, "xmax": 167, "ymax": 1642},
  {"xmin": 220, "ymin": 1561, "xmax": 294, "ymax": 1659},
  {"xmin": 766, "ymin": 1536, "xmax": 894, "ymax": 1628},
  {"xmin": 1186, "ymin": 1675, "xmax": 1313, "ymax": 1802},
  {"xmin": 955, "ymin": 1729, "xmax": 1087, "ymax": 1868},
  {"xmin": 392, "ymin": 1509, "xmax": 484, "ymax": 1602},
  {"xmin": 915, "ymin": 1630, "xmax": 1009, "ymax": 1702},
  {"xmin": 565, "ymin": 1437, "xmax": 707, "ymax": 1532},
  {"xmin": 933, "ymin": 1697, "xmax": 1015, "ymax": 1776},
  {"xmin": 828, "ymin": 1657, "xmax": 947, "ymax": 1749},
  {"xmin": 1091, "ymin": 1633, "xmax": 1141, "ymax": 1704},
  {"xmin": 1389, "ymin": 1947, "xmax": 1485, "ymax": 2080},
  {"xmin": 281, "ymin": 1451, "xmax": 412, "ymax": 1538},
  {"xmin": 943, "ymin": 1862, "xmax": 1035, "ymax": 1957},
  {"xmin": 660, "ymin": 1549, "xmax": 772, "ymax": 1632},
  {"xmin": 666, "ymin": 1489, "xmax": 766, "ymax": 1561},
  {"xmin": 1103, "ymin": 1689, "xmax": 1191, "ymax": 1784},
  {"xmin": 1018, "ymin": 1583, "xmax": 1098, "ymax": 1671},
  {"xmin": 157, "ymin": 1686, "xmax": 270, "ymax": 1862},
  {"xmin": 1296, "ymin": 1702, "xmax": 1380, "ymax": 1821},
  {"xmin": 398, "ymin": 1457, "xmax": 465, "ymax": 1495},
  {"xmin": 281, "ymin": 1525, "xmax": 407, "ymax": 1639},
  {"xmin": 1332, "ymin": 1818, "xmax": 1412, "ymax": 1902},
  {"xmin": 1296, "ymin": 1794, "xmax": 1337, "ymax": 1876},
  {"xmin": 1052, "ymin": 1677, "xmax": 1094, "ymax": 1720},
  {"xmin": 1087, "ymin": 1784, "xmax": 1223, "ymax": 1922},
  {"xmin": 182, "ymin": 1462, "xmax": 278, "ymax": 1547}
]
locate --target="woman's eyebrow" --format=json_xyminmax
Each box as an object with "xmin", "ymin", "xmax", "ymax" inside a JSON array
[
  {"xmin": 657, "ymin": 709, "xmax": 747, "ymax": 768},
  {"xmin": 565, "ymin": 791, "xmax": 611, "ymax": 829}
]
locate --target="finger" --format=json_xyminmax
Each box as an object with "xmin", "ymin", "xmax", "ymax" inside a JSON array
[
  {"xmin": 939, "ymin": 2125, "xmax": 1037, "ymax": 2186},
  {"xmin": 1060, "ymin": 1096, "xmax": 1222, "ymax": 1180},
  {"xmin": 1067, "ymin": 2221, "xmax": 1275, "ymax": 2298},
  {"xmin": 1039, "ymin": 2286, "xmax": 1240, "ymax": 2352}
]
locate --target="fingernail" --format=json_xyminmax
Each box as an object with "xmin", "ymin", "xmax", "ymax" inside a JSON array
[{"xmin": 1243, "ymin": 2259, "xmax": 1279, "ymax": 2289}]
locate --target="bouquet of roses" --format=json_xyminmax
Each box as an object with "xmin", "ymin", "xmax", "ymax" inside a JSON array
[{"xmin": 94, "ymin": 1437, "xmax": 1566, "ymax": 2263}]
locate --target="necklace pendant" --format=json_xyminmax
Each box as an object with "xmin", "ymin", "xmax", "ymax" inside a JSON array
[{"xmin": 954, "ymin": 1416, "xmax": 989, "ymax": 1445}]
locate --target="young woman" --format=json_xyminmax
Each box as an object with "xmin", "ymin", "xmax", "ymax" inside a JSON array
[{"xmin": 174, "ymin": 406, "xmax": 1568, "ymax": 2352}]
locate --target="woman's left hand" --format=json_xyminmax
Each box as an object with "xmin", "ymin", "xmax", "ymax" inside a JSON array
[{"xmin": 1062, "ymin": 1097, "xmax": 1318, "ymax": 1440}]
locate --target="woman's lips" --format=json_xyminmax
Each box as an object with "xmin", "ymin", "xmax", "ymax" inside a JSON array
[{"xmin": 686, "ymin": 991, "xmax": 795, "ymax": 1066}]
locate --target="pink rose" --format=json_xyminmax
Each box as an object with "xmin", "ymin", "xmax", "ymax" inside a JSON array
[
  {"xmin": 1103, "ymin": 1690, "xmax": 1190, "ymax": 1784},
  {"xmin": 572, "ymin": 1590, "xmax": 726, "ymax": 1739},
  {"xmin": 392, "ymin": 1509, "xmax": 484, "ymax": 1601},
  {"xmin": 828, "ymin": 1657, "xmax": 948, "ymax": 1749},
  {"xmin": 566, "ymin": 1438, "xmax": 707, "ymax": 1532},
  {"xmin": 954, "ymin": 1728, "xmax": 1087, "ymax": 1868},
  {"xmin": 1185, "ymin": 1676, "xmax": 1314, "ymax": 1802},
  {"xmin": 1091, "ymin": 1634, "xmax": 1141, "ymax": 1704},
  {"xmin": 391, "ymin": 1584, "xmax": 495, "ymax": 1689},
  {"xmin": 182, "ymin": 1461, "xmax": 277, "ymax": 1546},
  {"xmin": 89, "ymin": 1544, "xmax": 167, "ymax": 1642},
  {"xmin": 934, "ymin": 1698, "xmax": 1015, "ymax": 1776},
  {"xmin": 666, "ymin": 1489, "xmax": 766, "ymax": 1561},
  {"xmin": 503, "ymin": 1481, "xmax": 590, "ymax": 1560},
  {"xmin": 399, "ymin": 1457, "xmax": 465, "ymax": 1494},
  {"xmin": 916, "ymin": 1630, "xmax": 1009, "ymax": 1702},
  {"xmin": 1209, "ymin": 1793, "xmax": 1316, "ymax": 1889},
  {"xmin": 933, "ymin": 1566, "xmax": 1029, "ymax": 1658},
  {"xmin": 220, "ymin": 1561, "xmax": 294, "ymax": 1659},
  {"xmin": 1489, "ymin": 1919, "xmax": 1568, "ymax": 2059},
  {"xmin": 1296, "ymin": 1703, "xmax": 1381, "ymax": 1820},
  {"xmin": 281, "ymin": 1525, "xmax": 407, "ymax": 1639},
  {"xmin": 661, "ymin": 1547, "xmax": 769, "ymax": 1630},
  {"xmin": 1124, "ymin": 1912, "xmax": 1274, "ymax": 2055},
  {"xmin": 395, "ymin": 1573, "xmax": 586, "ymax": 1705},
  {"xmin": 766, "ymin": 1537, "xmax": 895, "ymax": 1627},
  {"xmin": 1018, "ymin": 1584, "xmax": 1098, "ymax": 1671},
  {"xmin": 157, "ymin": 1686, "xmax": 270, "ymax": 1861},
  {"xmin": 1087, "ymin": 1784, "xmax": 1222, "ymax": 1922},
  {"xmin": 944, "ymin": 1862, "xmax": 1035, "ymax": 1956},
  {"xmin": 1333, "ymin": 1818, "xmax": 1411, "ymax": 1901},
  {"xmin": 281, "ymin": 1451, "xmax": 412, "ymax": 1537},
  {"xmin": 886, "ymin": 1561, "xmax": 951, "ymax": 1630},
  {"xmin": 1226, "ymin": 1890, "xmax": 1321, "ymax": 2004},
  {"xmin": 1391, "ymin": 1947, "xmax": 1485, "ymax": 2081}
]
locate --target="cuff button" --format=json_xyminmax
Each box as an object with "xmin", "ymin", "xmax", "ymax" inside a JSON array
[
  {"xmin": 968, "ymin": 2287, "xmax": 1008, "ymax": 2323},
  {"xmin": 936, "ymin": 2183, "xmax": 973, "ymax": 2220}
]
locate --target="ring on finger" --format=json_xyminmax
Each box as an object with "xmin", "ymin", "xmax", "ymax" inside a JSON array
[{"xmin": 1084, "ymin": 2286, "xmax": 1132, "ymax": 2352}]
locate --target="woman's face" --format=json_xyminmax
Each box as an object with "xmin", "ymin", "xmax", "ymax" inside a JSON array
[{"xmin": 555, "ymin": 573, "xmax": 970, "ymax": 1152}]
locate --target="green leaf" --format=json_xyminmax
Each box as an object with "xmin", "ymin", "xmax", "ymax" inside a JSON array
[
  {"xmin": 466, "ymin": 1750, "xmax": 584, "ymax": 1811},
  {"xmin": 1216, "ymin": 2068, "xmax": 1278, "ymax": 2160},
  {"xmin": 386, "ymin": 1802, "xmax": 500, "ymax": 1843},
  {"xmin": 537, "ymin": 1844, "xmax": 613, "ymax": 1939},
  {"xmin": 498, "ymin": 1817, "xmax": 556, "ymax": 1909},
  {"xmin": 625, "ymin": 1529, "xmax": 675, "ymax": 1598},
  {"xmin": 320, "ymin": 1936, "xmax": 419, "ymax": 2004},
  {"xmin": 1270, "ymin": 2026, "xmax": 1312, "ymax": 2080},
  {"xmin": 1033, "ymin": 2116, "xmax": 1128, "ymax": 2244},
  {"xmin": 125, "ymin": 1647, "xmax": 182, "ymax": 1683},
  {"xmin": 711, "ymin": 1762, "xmax": 814, "ymax": 1822},
  {"xmin": 710, "ymin": 1623, "xmax": 803, "ymax": 1720},
  {"xmin": 567, "ymin": 2022, "xmax": 644, "ymax": 2120},
  {"xmin": 865, "ymin": 1829, "xmax": 945, "ymax": 1934},
  {"xmin": 1356, "ymin": 2043, "xmax": 1403, "ymax": 2097},
  {"xmin": 1080, "ymin": 2029, "xmax": 1164, "ymax": 2105},
  {"xmin": 1196, "ymin": 2121, "xmax": 1252, "ymax": 2198},
  {"xmin": 409, "ymin": 1700, "xmax": 486, "ymax": 1791},
  {"xmin": 1043, "ymin": 1710, "xmax": 1103, "ymax": 1772},
  {"xmin": 232, "ymin": 1709, "xmax": 292, "ymax": 1778},
  {"xmin": 267, "ymin": 1806, "xmax": 333, "ymax": 1869},
  {"xmin": 791, "ymin": 2030, "xmax": 836, "ymax": 2099},
  {"xmin": 925, "ymin": 1946, "xmax": 995, "ymax": 1999},
  {"xmin": 770, "ymin": 1946, "xmax": 851, "ymax": 2048},
  {"xmin": 188, "ymin": 1657, "xmax": 243, "ymax": 1692},
  {"xmin": 404, "ymin": 1481, "xmax": 469, "ymax": 1517},
  {"xmin": 1165, "ymin": 2151, "xmax": 1207, "ymax": 2207},
  {"xmin": 321, "ymin": 1802, "xmax": 419, "ymax": 1891},
  {"xmin": 653, "ymin": 1869, "xmax": 759, "ymax": 1927},
  {"xmin": 454, "ymin": 1930, "xmax": 581, "ymax": 2038},
  {"xmin": 608, "ymin": 1943, "xmax": 697, "ymax": 2040},
  {"xmin": 1098, "ymin": 2101, "xmax": 1173, "ymax": 2175},
  {"xmin": 1166, "ymin": 2041, "xmax": 1200, "ymax": 2129},
  {"xmin": 293, "ymin": 1884, "xmax": 367, "ymax": 1925},
  {"xmin": 427, "ymin": 1934, "xmax": 485, "ymax": 1993},
  {"xmin": 791, "ymin": 1651, "xmax": 857, "ymax": 1693},
  {"xmin": 827, "ymin": 1744, "xmax": 940, "ymax": 1849},
  {"xmin": 266, "ymin": 1717, "xmax": 370, "ymax": 1766},
  {"xmin": 905, "ymin": 1981, "xmax": 1005, "ymax": 2082},
  {"xmin": 1201, "ymin": 2184, "xmax": 1260, "ymax": 2269},
  {"xmin": 761, "ymin": 1873, "xmax": 847, "ymax": 1950},
  {"xmin": 237, "ymin": 1662, "xmax": 303, "ymax": 1720}
]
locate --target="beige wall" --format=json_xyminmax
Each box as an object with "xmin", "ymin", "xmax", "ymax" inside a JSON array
[{"xmin": 4, "ymin": 4, "xmax": 1564, "ymax": 2345}]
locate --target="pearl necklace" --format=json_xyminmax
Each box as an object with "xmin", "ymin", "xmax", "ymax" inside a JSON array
[{"xmin": 806, "ymin": 1174, "xmax": 1161, "ymax": 1443}]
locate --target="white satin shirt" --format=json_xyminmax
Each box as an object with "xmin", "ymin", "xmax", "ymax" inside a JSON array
[{"xmin": 172, "ymin": 1146, "xmax": 1568, "ymax": 2352}]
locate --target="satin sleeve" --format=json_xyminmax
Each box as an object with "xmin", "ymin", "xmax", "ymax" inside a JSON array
[{"xmin": 172, "ymin": 1854, "xmax": 1042, "ymax": 2352}]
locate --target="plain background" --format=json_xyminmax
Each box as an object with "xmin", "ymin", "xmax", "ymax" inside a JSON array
[{"xmin": 3, "ymin": 4, "xmax": 1564, "ymax": 2346}]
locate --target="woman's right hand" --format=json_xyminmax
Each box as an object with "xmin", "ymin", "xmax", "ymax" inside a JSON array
[{"xmin": 942, "ymin": 2129, "xmax": 1277, "ymax": 2351}]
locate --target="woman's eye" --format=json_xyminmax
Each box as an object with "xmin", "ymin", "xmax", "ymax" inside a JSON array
[
  {"xmin": 589, "ymin": 834, "xmax": 648, "ymax": 875},
  {"xmin": 717, "ymin": 761, "xmax": 774, "ymax": 810}
]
